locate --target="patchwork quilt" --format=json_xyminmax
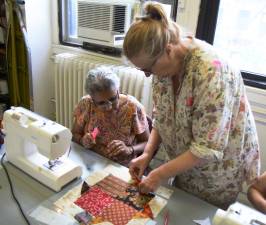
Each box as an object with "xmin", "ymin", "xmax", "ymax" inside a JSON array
[{"xmin": 54, "ymin": 165, "xmax": 173, "ymax": 225}]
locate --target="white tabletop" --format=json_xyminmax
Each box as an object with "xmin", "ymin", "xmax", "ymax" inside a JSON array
[{"xmin": 0, "ymin": 142, "xmax": 218, "ymax": 225}]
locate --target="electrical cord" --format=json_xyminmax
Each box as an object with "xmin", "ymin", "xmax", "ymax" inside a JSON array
[{"xmin": 1, "ymin": 152, "xmax": 31, "ymax": 225}]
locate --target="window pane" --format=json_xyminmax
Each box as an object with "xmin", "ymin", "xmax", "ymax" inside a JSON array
[
  {"xmin": 213, "ymin": 0, "xmax": 266, "ymax": 75},
  {"xmin": 68, "ymin": 0, "xmax": 77, "ymax": 38}
]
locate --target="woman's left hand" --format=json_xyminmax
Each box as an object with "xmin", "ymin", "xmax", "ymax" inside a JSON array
[
  {"xmin": 107, "ymin": 140, "xmax": 133, "ymax": 160},
  {"xmin": 138, "ymin": 170, "xmax": 162, "ymax": 194}
]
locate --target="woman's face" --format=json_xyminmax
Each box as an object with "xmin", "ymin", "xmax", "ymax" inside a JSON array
[
  {"xmin": 130, "ymin": 43, "xmax": 185, "ymax": 78},
  {"xmin": 91, "ymin": 88, "xmax": 119, "ymax": 112}
]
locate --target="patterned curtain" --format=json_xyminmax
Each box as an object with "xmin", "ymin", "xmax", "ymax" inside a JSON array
[{"xmin": 6, "ymin": 0, "xmax": 32, "ymax": 109}]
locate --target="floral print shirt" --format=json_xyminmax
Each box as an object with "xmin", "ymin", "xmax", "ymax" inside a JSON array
[
  {"xmin": 152, "ymin": 39, "xmax": 260, "ymax": 209},
  {"xmin": 72, "ymin": 94, "xmax": 148, "ymax": 166}
]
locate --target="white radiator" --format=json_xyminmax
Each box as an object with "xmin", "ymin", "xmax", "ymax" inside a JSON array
[{"xmin": 53, "ymin": 53, "xmax": 153, "ymax": 129}]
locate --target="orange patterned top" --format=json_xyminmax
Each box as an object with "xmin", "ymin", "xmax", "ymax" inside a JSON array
[{"xmin": 72, "ymin": 94, "xmax": 148, "ymax": 165}]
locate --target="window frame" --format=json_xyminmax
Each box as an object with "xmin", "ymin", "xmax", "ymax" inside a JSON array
[
  {"xmin": 196, "ymin": 0, "xmax": 266, "ymax": 89},
  {"xmin": 58, "ymin": 0, "xmax": 81, "ymax": 48},
  {"xmin": 58, "ymin": 0, "xmax": 178, "ymax": 51}
]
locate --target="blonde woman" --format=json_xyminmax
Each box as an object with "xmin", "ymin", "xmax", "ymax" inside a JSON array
[{"xmin": 123, "ymin": 1, "xmax": 260, "ymax": 209}]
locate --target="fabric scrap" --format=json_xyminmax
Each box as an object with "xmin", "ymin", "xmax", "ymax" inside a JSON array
[
  {"xmin": 74, "ymin": 211, "xmax": 93, "ymax": 224},
  {"xmin": 54, "ymin": 184, "xmax": 83, "ymax": 217},
  {"xmin": 99, "ymin": 199, "xmax": 138, "ymax": 225},
  {"xmin": 125, "ymin": 218, "xmax": 151, "ymax": 225},
  {"xmin": 103, "ymin": 164, "xmax": 131, "ymax": 182},
  {"xmin": 81, "ymin": 181, "xmax": 90, "ymax": 195},
  {"xmin": 155, "ymin": 186, "xmax": 173, "ymax": 199},
  {"xmin": 74, "ymin": 186, "xmax": 114, "ymax": 216},
  {"xmin": 148, "ymin": 196, "xmax": 167, "ymax": 218},
  {"xmin": 96, "ymin": 174, "xmax": 130, "ymax": 199},
  {"xmin": 84, "ymin": 170, "xmax": 110, "ymax": 186},
  {"xmin": 125, "ymin": 184, "xmax": 155, "ymax": 211}
]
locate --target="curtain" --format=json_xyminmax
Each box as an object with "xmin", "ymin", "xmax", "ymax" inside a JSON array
[{"xmin": 6, "ymin": 0, "xmax": 32, "ymax": 109}]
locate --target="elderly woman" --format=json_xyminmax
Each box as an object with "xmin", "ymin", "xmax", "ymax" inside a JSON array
[
  {"xmin": 123, "ymin": 1, "xmax": 260, "ymax": 209},
  {"xmin": 72, "ymin": 66, "xmax": 150, "ymax": 166}
]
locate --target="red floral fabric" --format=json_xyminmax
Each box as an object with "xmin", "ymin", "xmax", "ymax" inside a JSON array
[{"xmin": 74, "ymin": 186, "xmax": 114, "ymax": 216}]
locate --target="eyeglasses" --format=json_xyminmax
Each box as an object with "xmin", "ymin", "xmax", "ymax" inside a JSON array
[
  {"xmin": 93, "ymin": 91, "xmax": 119, "ymax": 107},
  {"xmin": 140, "ymin": 51, "xmax": 164, "ymax": 77}
]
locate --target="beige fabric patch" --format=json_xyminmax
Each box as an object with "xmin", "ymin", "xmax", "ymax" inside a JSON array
[
  {"xmin": 126, "ymin": 218, "xmax": 151, "ymax": 225},
  {"xmin": 103, "ymin": 164, "xmax": 131, "ymax": 182},
  {"xmin": 155, "ymin": 186, "xmax": 174, "ymax": 199},
  {"xmin": 54, "ymin": 184, "xmax": 83, "ymax": 217},
  {"xmin": 148, "ymin": 196, "xmax": 167, "ymax": 217},
  {"xmin": 84, "ymin": 170, "xmax": 110, "ymax": 186}
]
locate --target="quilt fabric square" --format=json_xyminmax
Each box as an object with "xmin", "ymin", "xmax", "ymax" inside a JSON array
[
  {"xmin": 96, "ymin": 174, "xmax": 130, "ymax": 199},
  {"xmin": 74, "ymin": 186, "xmax": 114, "ymax": 216},
  {"xmin": 99, "ymin": 199, "xmax": 138, "ymax": 225}
]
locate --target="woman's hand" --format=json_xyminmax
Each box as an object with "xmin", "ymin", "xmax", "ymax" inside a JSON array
[
  {"xmin": 107, "ymin": 140, "xmax": 133, "ymax": 160},
  {"xmin": 129, "ymin": 152, "xmax": 151, "ymax": 179},
  {"xmin": 81, "ymin": 132, "xmax": 96, "ymax": 149},
  {"xmin": 138, "ymin": 170, "xmax": 163, "ymax": 194}
]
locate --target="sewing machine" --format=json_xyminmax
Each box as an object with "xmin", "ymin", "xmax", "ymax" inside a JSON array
[
  {"xmin": 3, "ymin": 107, "xmax": 82, "ymax": 191},
  {"xmin": 212, "ymin": 202, "xmax": 266, "ymax": 225}
]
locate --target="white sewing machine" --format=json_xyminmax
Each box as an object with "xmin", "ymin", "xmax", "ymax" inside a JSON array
[
  {"xmin": 212, "ymin": 202, "xmax": 266, "ymax": 225},
  {"xmin": 3, "ymin": 106, "xmax": 82, "ymax": 191}
]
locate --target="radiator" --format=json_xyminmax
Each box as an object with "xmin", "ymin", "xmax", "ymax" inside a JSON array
[{"xmin": 53, "ymin": 53, "xmax": 153, "ymax": 129}]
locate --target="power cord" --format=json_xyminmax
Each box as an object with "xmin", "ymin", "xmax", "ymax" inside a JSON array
[{"xmin": 1, "ymin": 152, "xmax": 31, "ymax": 225}]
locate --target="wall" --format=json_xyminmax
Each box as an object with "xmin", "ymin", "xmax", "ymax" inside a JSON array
[
  {"xmin": 176, "ymin": 0, "xmax": 201, "ymax": 33},
  {"xmin": 246, "ymin": 86, "xmax": 266, "ymax": 173},
  {"xmin": 25, "ymin": 0, "xmax": 53, "ymax": 118}
]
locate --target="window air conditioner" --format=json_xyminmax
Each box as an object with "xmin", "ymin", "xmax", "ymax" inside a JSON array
[{"xmin": 77, "ymin": 0, "xmax": 132, "ymax": 49}]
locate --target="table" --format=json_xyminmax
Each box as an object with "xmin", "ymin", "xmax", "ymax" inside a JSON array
[{"xmin": 0, "ymin": 142, "xmax": 218, "ymax": 225}]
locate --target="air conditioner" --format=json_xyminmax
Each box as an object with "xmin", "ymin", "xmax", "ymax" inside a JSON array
[{"xmin": 77, "ymin": 0, "xmax": 132, "ymax": 49}]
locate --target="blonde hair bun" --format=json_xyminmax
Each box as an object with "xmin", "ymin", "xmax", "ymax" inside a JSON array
[{"xmin": 144, "ymin": 1, "xmax": 169, "ymax": 27}]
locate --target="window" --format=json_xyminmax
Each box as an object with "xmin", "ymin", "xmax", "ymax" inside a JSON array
[
  {"xmin": 196, "ymin": 0, "xmax": 266, "ymax": 89},
  {"xmin": 58, "ymin": 0, "xmax": 177, "ymax": 54}
]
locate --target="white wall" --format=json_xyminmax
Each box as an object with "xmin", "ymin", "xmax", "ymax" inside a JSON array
[
  {"xmin": 246, "ymin": 86, "xmax": 266, "ymax": 173},
  {"xmin": 25, "ymin": 0, "xmax": 53, "ymax": 118},
  {"xmin": 176, "ymin": 0, "xmax": 201, "ymax": 34}
]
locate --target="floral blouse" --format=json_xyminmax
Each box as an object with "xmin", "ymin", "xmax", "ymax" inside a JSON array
[
  {"xmin": 152, "ymin": 39, "xmax": 260, "ymax": 209},
  {"xmin": 72, "ymin": 94, "xmax": 148, "ymax": 166}
]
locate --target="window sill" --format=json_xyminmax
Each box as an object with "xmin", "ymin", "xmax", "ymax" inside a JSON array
[
  {"xmin": 243, "ymin": 79, "xmax": 266, "ymax": 90},
  {"xmin": 242, "ymin": 71, "xmax": 266, "ymax": 90},
  {"xmin": 51, "ymin": 44, "xmax": 123, "ymax": 63}
]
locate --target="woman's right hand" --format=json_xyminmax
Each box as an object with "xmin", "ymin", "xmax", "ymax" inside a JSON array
[{"xmin": 129, "ymin": 152, "xmax": 151, "ymax": 179}]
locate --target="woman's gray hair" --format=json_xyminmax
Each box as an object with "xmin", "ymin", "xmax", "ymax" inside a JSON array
[{"xmin": 85, "ymin": 66, "xmax": 120, "ymax": 96}]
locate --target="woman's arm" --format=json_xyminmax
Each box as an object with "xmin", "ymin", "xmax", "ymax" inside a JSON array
[
  {"xmin": 139, "ymin": 149, "xmax": 203, "ymax": 193},
  {"xmin": 129, "ymin": 128, "xmax": 162, "ymax": 179},
  {"xmin": 72, "ymin": 119, "xmax": 96, "ymax": 149},
  {"xmin": 132, "ymin": 128, "xmax": 150, "ymax": 156},
  {"xmin": 142, "ymin": 128, "xmax": 162, "ymax": 160},
  {"xmin": 247, "ymin": 172, "xmax": 266, "ymax": 214},
  {"xmin": 71, "ymin": 118, "xmax": 84, "ymax": 144},
  {"xmin": 153, "ymin": 150, "xmax": 202, "ymax": 178},
  {"xmin": 71, "ymin": 98, "xmax": 95, "ymax": 148}
]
